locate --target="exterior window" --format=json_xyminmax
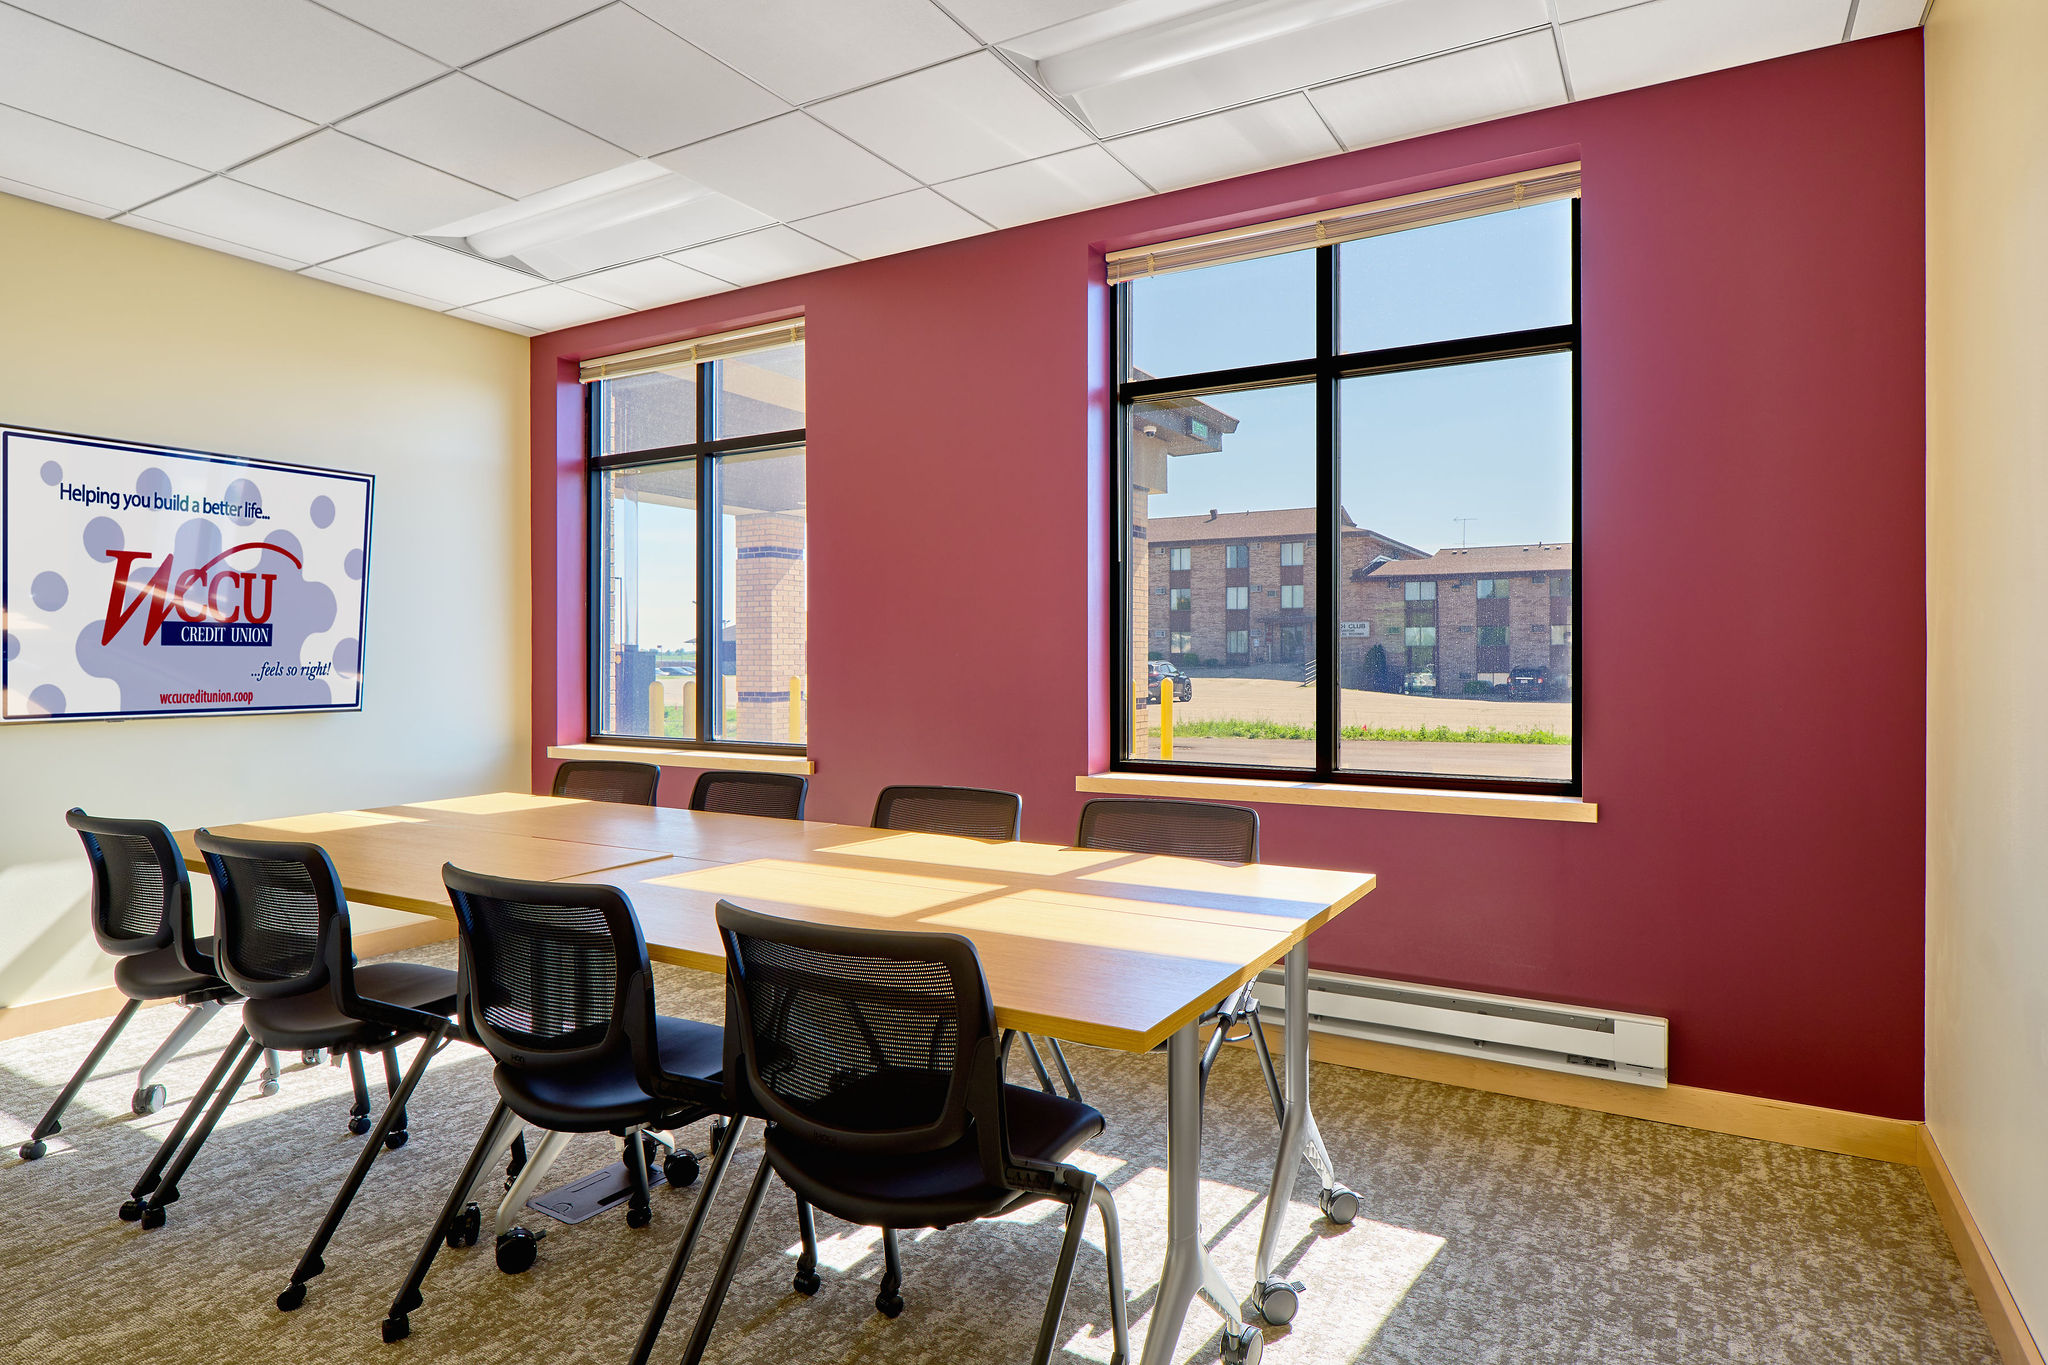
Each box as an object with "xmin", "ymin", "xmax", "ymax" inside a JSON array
[
  {"xmin": 1168, "ymin": 587, "xmax": 1192, "ymax": 612},
  {"xmin": 1169, "ymin": 547, "xmax": 1191, "ymax": 570},
  {"xmin": 1171, "ymin": 631, "xmax": 1193, "ymax": 654},
  {"xmin": 589, "ymin": 328, "xmax": 807, "ymax": 749},
  {"xmin": 1118, "ymin": 188, "xmax": 1577, "ymax": 790}
]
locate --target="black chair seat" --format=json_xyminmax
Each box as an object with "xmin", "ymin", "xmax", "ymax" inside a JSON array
[
  {"xmin": 766, "ymin": 1083, "xmax": 1105, "ymax": 1229},
  {"xmin": 112, "ymin": 938, "xmax": 223, "ymax": 1001},
  {"xmin": 242, "ymin": 963, "xmax": 456, "ymax": 1051},
  {"xmin": 494, "ymin": 1014, "xmax": 722, "ymax": 1132}
]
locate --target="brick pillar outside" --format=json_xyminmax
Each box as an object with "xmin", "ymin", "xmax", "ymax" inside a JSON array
[{"xmin": 732, "ymin": 512, "xmax": 806, "ymax": 742}]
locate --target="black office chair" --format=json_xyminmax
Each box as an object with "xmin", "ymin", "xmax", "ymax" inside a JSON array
[
  {"xmin": 689, "ymin": 771, "xmax": 807, "ymax": 820},
  {"xmin": 672, "ymin": 902, "xmax": 1129, "ymax": 1365},
  {"xmin": 17, "ymin": 811, "xmax": 280, "ymax": 1162},
  {"xmin": 1076, "ymin": 798, "xmax": 1286, "ymax": 1119},
  {"xmin": 552, "ymin": 759, "xmax": 661, "ymax": 805},
  {"xmin": 380, "ymin": 866, "xmax": 722, "ymax": 1345}
]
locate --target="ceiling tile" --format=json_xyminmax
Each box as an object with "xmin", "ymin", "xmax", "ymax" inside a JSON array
[
  {"xmin": 462, "ymin": 283, "xmax": 624, "ymax": 331},
  {"xmin": 316, "ymin": 237, "xmax": 545, "ymax": 307},
  {"xmin": 935, "ymin": 145, "xmax": 1146, "ymax": 229},
  {"xmin": 0, "ymin": 103, "xmax": 207, "ymax": 215},
  {"xmin": 314, "ymin": 0, "xmax": 608, "ymax": 65},
  {"xmin": 1046, "ymin": 0, "xmax": 1550, "ymax": 138},
  {"xmin": 941, "ymin": 0, "xmax": 1126, "ymax": 45},
  {"xmin": 339, "ymin": 73, "xmax": 633, "ymax": 199},
  {"xmin": 230, "ymin": 130, "xmax": 509, "ymax": 234},
  {"xmin": 631, "ymin": 0, "xmax": 979, "ymax": 104},
  {"xmin": 1104, "ymin": 92, "xmax": 1340, "ymax": 193},
  {"xmin": 811, "ymin": 51, "xmax": 1091, "ymax": 183},
  {"xmin": 114, "ymin": 215, "xmax": 310, "ymax": 271},
  {"xmin": 2, "ymin": 0, "xmax": 443, "ymax": 124},
  {"xmin": 1308, "ymin": 31, "xmax": 1566, "ymax": 151},
  {"xmin": 669, "ymin": 225, "xmax": 853, "ymax": 286},
  {"xmin": 568, "ymin": 256, "xmax": 730, "ymax": 308},
  {"xmin": 301, "ymin": 263, "xmax": 455, "ymax": 312},
  {"xmin": 469, "ymin": 6, "xmax": 786, "ymax": 158},
  {"xmin": 654, "ymin": 113, "xmax": 916, "ymax": 222},
  {"xmin": 792, "ymin": 188, "xmax": 989, "ymax": 260},
  {"xmin": 125, "ymin": 177, "xmax": 393, "ymax": 266},
  {"xmin": 447, "ymin": 307, "xmax": 542, "ymax": 335},
  {"xmin": 1851, "ymin": 0, "xmax": 1925, "ymax": 38},
  {"xmin": 512, "ymin": 188, "xmax": 772, "ymax": 278},
  {"xmin": 0, "ymin": 7, "xmax": 313, "ymax": 170},
  {"xmin": 0, "ymin": 176, "xmax": 122, "ymax": 219},
  {"xmin": 1562, "ymin": 0, "xmax": 1847, "ymax": 100}
]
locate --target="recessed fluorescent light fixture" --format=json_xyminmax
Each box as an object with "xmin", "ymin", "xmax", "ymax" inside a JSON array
[
  {"xmin": 425, "ymin": 161, "xmax": 709, "ymax": 276},
  {"xmin": 1008, "ymin": 0, "xmax": 1401, "ymax": 97}
]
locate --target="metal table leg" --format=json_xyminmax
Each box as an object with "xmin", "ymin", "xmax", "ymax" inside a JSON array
[
  {"xmin": 1250, "ymin": 943, "xmax": 1358, "ymax": 1327},
  {"xmin": 1140, "ymin": 1021, "xmax": 1262, "ymax": 1365}
]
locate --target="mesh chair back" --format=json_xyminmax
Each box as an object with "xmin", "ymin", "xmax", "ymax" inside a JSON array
[
  {"xmin": 65, "ymin": 809, "xmax": 184, "ymax": 959},
  {"xmin": 195, "ymin": 831, "xmax": 348, "ymax": 1001},
  {"xmin": 552, "ymin": 759, "xmax": 661, "ymax": 805},
  {"xmin": 1076, "ymin": 798, "xmax": 1260, "ymax": 865},
  {"xmin": 716, "ymin": 901, "xmax": 998, "ymax": 1158},
  {"xmin": 871, "ymin": 786, "xmax": 1022, "ymax": 841},
  {"xmin": 443, "ymin": 865, "xmax": 650, "ymax": 1071},
  {"xmin": 690, "ymin": 771, "xmax": 808, "ymax": 821}
]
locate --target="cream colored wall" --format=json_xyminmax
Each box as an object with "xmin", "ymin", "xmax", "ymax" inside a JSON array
[
  {"xmin": 1926, "ymin": 0, "xmax": 2048, "ymax": 1343},
  {"xmin": 0, "ymin": 193, "xmax": 530, "ymax": 1008}
]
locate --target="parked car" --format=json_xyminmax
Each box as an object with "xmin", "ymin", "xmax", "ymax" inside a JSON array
[
  {"xmin": 1402, "ymin": 669, "xmax": 1436, "ymax": 695},
  {"xmin": 1509, "ymin": 664, "xmax": 1550, "ymax": 699},
  {"xmin": 1146, "ymin": 660, "xmax": 1193, "ymax": 703}
]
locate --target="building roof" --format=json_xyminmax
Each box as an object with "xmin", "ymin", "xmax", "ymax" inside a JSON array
[
  {"xmin": 1360, "ymin": 543, "xmax": 1573, "ymax": 578},
  {"xmin": 1147, "ymin": 506, "xmax": 1425, "ymax": 557}
]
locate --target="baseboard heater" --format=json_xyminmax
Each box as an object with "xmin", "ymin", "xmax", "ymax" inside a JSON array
[{"xmin": 1249, "ymin": 968, "xmax": 1669, "ymax": 1088}]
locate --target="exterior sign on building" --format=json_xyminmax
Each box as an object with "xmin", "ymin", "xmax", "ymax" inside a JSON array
[
  {"xmin": 1339, "ymin": 621, "xmax": 1372, "ymax": 638},
  {"xmin": 1, "ymin": 425, "xmax": 372, "ymax": 723}
]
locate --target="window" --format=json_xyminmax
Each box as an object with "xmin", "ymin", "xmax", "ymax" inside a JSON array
[
  {"xmin": 587, "ymin": 324, "xmax": 806, "ymax": 749},
  {"xmin": 1117, "ymin": 178, "xmax": 1577, "ymax": 791},
  {"xmin": 1171, "ymin": 631, "xmax": 1193, "ymax": 654},
  {"xmin": 1169, "ymin": 587, "xmax": 1192, "ymax": 612},
  {"xmin": 1169, "ymin": 547, "xmax": 1191, "ymax": 570}
]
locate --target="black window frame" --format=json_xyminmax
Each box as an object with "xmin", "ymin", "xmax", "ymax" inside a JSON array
[
  {"xmin": 1112, "ymin": 198, "xmax": 1581, "ymax": 796},
  {"xmin": 585, "ymin": 356, "xmax": 807, "ymax": 755}
]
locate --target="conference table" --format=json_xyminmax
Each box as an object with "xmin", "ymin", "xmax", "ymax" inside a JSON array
[{"xmin": 176, "ymin": 792, "xmax": 1374, "ymax": 1364}]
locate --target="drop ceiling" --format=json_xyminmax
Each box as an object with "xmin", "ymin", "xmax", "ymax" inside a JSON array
[{"xmin": 0, "ymin": 0, "xmax": 1927, "ymax": 336}]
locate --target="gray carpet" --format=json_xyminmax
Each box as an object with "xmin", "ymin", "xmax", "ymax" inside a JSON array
[{"xmin": 0, "ymin": 941, "xmax": 1996, "ymax": 1365}]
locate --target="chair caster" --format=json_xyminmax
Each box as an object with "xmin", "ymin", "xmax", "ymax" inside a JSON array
[
  {"xmin": 662, "ymin": 1149, "xmax": 700, "ymax": 1188},
  {"xmin": 276, "ymin": 1282, "xmax": 307, "ymax": 1312},
  {"xmin": 118, "ymin": 1198, "xmax": 144, "ymax": 1221},
  {"xmin": 1221, "ymin": 1324, "xmax": 1264, "ymax": 1365},
  {"xmin": 792, "ymin": 1269, "xmax": 821, "ymax": 1296},
  {"xmin": 875, "ymin": 1290, "xmax": 905, "ymax": 1319},
  {"xmin": 1318, "ymin": 1185, "xmax": 1359, "ymax": 1225},
  {"xmin": 132, "ymin": 1084, "xmax": 168, "ymax": 1115},
  {"xmin": 446, "ymin": 1203, "xmax": 482, "ymax": 1249},
  {"xmin": 348, "ymin": 1115, "xmax": 372, "ymax": 1136},
  {"xmin": 626, "ymin": 1203, "xmax": 652, "ymax": 1229},
  {"xmin": 709, "ymin": 1118, "xmax": 730, "ymax": 1155},
  {"xmin": 18, "ymin": 1140, "xmax": 47, "ymax": 1161},
  {"xmin": 496, "ymin": 1227, "xmax": 540, "ymax": 1274},
  {"xmin": 384, "ymin": 1129, "xmax": 409, "ymax": 1151},
  {"xmin": 1253, "ymin": 1279, "xmax": 1302, "ymax": 1325},
  {"xmin": 258, "ymin": 1078, "xmax": 281, "ymax": 1099},
  {"xmin": 139, "ymin": 1203, "xmax": 167, "ymax": 1231},
  {"xmin": 302, "ymin": 1049, "xmax": 323, "ymax": 1066},
  {"xmin": 382, "ymin": 1315, "xmax": 410, "ymax": 1343}
]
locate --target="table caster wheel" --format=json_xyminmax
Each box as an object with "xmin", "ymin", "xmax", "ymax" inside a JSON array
[
  {"xmin": 662, "ymin": 1149, "xmax": 699, "ymax": 1189},
  {"xmin": 1319, "ymin": 1185, "xmax": 1359, "ymax": 1225},
  {"xmin": 382, "ymin": 1316, "xmax": 410, "ymax": 1343},
  {"xmin": 132, "ymin": 1084, "xmax": 167, "ymax": 1116},
  {"xmin": 348, "ymin": 1115, "xmax": 372, "ymax": 1136},
  {"xmin": 496, "ymin": 1227, "xmax": 539, "ymax": 1274},
  {"xmin": 384, "ymin": 1129, "xmax": 409, "ymax": 1151},
  {"xmin": 1253, "ymin": 1279, "xmax": 1302, "ymax": 1325},
  {"xmin": 119, "ymin": 1198, "xmax": 144, "ymax": 1221},
  {"xmin": 1221, "ymin": 1324, "xmax": 1264, "ymax": 1365},
  {"xmin": 276, "ymin": 1282, "xmax": 306, "ymax": 1312},
  {"xmin": 875, "ymin": 1290, "xmax": 905, "ymax": 1319},
  {"xmin": 792, "ymin": 1269, "xmax": 821, "ymax": 1296},
  {"xmin": 18, "ymin": 1140, "xmax": 47, "ymax": 1161},
  {"xmin": 140, "ymin": 1204, "xmax": 166, "ymax": 1231}
]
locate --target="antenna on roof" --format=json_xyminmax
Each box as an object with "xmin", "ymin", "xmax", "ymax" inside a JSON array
[{"xmin": 1453, "ymin": 517, "xmax": 1476, "ymax": 547}]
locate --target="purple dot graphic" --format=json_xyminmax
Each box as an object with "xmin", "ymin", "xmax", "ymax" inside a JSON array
[
  {"xmin": 84, "ymin": 516, "xmax": 123, "ymax": 560},
  {"xmin": 343, "ymin": 548, "xmax": 364, "ymax": 581},
  {"xmin": 29, "ymin": 685, "xmax": 65, "ymax": 715},
  {"xmin": 3, "ymin": 631, "xmax": 17, "ymax": 663},
  {"xmin": 266, "ymin": 529, "xmax": 303, "ymax": 560},
  {"xmin": 310, "ymin": 496, "xmax": 335, "ymax": 529},
  {"xmin": 40, "ymin": 460, "xmax": 62, "ymax": 486},
  {"xmin": 30, "ymin": 571, "xmax": 67, "ymax": 611},
  {"xmin": 136, "ymin": 467, "xmax": 172, "ymax": 501},
  {"xmin": 225, "ymin": 477, "xmax": 262, "ymax": 526},
  {"xmin": 334, "ymin": 637, "xmax": 359, "ymax": 677}
]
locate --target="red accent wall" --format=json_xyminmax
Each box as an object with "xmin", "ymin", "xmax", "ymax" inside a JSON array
[{"xmin": 530, "ymin": 34, "xmax": 1926, "ymax": 1118}]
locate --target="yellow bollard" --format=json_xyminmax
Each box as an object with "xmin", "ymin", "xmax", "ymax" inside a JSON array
[
  {"xmin": 681, "ymin": 679, "xmax": 697, "ymax": 739},
  {"xmin": 1159, "ymin": 680, "xmax": 1174, "ymax": 760},
  {"xmin": 648, "ymin": 680, "xmax": 665, "ymax": 738},
  {"xmin": 789, "ymin": 675, "xmax": 803, "ymax": 742}
]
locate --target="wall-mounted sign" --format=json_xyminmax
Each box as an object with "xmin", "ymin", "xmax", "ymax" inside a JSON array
[
  {"xmin": 1339, "ymin": 621, "xmax": 1371, "ymax": 638},
  {"xmin": 1, "ymin": 425, "xmax": 372, "ymax": 723}
]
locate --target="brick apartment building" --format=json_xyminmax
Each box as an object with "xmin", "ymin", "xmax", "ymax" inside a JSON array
[{"xmin": 1348, "ymin": 543, "xmax": 1573, "ymax": 696}]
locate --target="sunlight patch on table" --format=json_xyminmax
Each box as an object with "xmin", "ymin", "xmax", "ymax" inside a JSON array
[
  {"xmin": 244, "ymin": 810, "xmax": 423, "ymax": 833},
  {"xmin": 929, "ymin": 891, "xmax": 1282, "ymax": 961},
  {"xmin": 402, "ymin": 793, "xmax": 582, "ymax": 816},
  {"xmin": 647, "ymin": 859, "xmax": 1002, "ymax": 917}
]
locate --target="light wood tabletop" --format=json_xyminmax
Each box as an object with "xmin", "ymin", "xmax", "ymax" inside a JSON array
[{"xmin": 177, "ymin": 793, "xmax": 1374, "ymax": 1054}]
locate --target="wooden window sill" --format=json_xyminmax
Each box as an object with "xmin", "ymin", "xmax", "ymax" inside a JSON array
[
  {"xmin": 1076, "ymin": 771, "xmax": 1596, "ymax": 822},
  {"xmin": 547, "ymin": 743, "xmax": 815, "ymax": 775}
]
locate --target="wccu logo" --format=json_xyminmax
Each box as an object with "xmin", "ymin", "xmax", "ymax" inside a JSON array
[{"xmin": 98, "ymin": 542, "xmax": 302, "ymax": 645}]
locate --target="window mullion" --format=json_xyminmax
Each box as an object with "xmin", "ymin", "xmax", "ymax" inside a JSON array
[
  {"xmin": 696, "ymin": 361, "xmax": 717, "ymax": 744},
  {"xmin": 1315, "ymin": 244, "xmax": 1340, "ymax": 779}
]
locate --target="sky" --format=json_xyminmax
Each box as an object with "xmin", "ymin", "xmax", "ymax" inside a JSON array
[{"xmin": 1131, "ymin": 199, "xmax": 1574, "ymax": 555}]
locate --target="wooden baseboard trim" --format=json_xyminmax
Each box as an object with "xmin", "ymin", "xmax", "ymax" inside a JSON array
[
  {"xmin": 1243, "ymin": 1027, "xmax": 1923, "ymax": 1164},
  {"xmin": 1919, "ymin": 1126, "xmax": 2046, "ymax": 1365},
  {"xmin": 0, "ymin": 918, "xmax": 457, "ymax": 1043}
]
